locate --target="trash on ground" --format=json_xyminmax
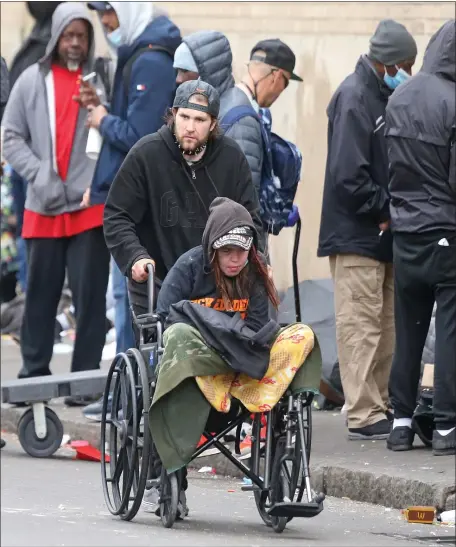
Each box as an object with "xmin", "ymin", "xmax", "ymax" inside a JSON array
[
  {"xmin": 70, "ymin": 440, "xmax": 109, "ymax": 463},
  {"xmin": 198, "ymin": 466, "xmax": 216, "ymax": 474},
  {"xmin": 402, "ymin": 506, "xmax": 436, "ymax": 524},
  {"xmin": 438, "ymin": 510, "xmax": 455, "ymax": 524},
  {"xmin": 60, "ymin": 434, "xmax": 71, "ymax": 447}
]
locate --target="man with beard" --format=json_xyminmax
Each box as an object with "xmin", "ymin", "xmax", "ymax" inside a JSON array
[
  {"xmin": 104, "ymin": 78, "xmax": 263, "ymax": 318},
  {"xmin": 2, "ymin": 3, "xmax": 110, "ymax": 389}
]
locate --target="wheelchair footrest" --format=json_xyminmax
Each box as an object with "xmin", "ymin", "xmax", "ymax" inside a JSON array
[{"xmin": 267, "ymin": 500, "xmax": 324, "ymax": 518}]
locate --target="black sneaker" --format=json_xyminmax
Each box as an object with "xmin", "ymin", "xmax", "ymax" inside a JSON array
[
  {"xmin": 432, "ymin": 429, "xmax": 456, "ymax": 456},
  {"xmin": 387, "ymin": 426, "xmax": 415, "ymax": 451},
  {"xmin": 348, "ymin": 419, "xmax": 391, "ymax": 440},
  {"xmin": 0, "ymin": 438, "xmax": 5, "ymax": 449}
]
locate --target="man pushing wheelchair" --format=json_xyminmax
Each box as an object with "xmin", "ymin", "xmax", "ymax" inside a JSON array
[{"xmin": 103, "ymin": 79, "xmax": 324, "ymax": 530}]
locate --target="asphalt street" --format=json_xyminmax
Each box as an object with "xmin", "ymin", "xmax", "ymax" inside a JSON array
[{"xmin": 1, "ymin": 433, "xmax": 454, "ymax": 547}]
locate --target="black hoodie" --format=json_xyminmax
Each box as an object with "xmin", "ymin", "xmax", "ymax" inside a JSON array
[
  {"xmin": 104, "ymin": 125, "xmax": 264, "ymax": 284},
  {"xmin": 385, "ymin": 20, "xmax": 456, "ymax": 235},
  {"xmin": 156, "ymin": 197, "xmax": 269, "ymax": 332},
  {"xmin": 9, "ymin": 2, "xmax": 62, "ymax": 87}
]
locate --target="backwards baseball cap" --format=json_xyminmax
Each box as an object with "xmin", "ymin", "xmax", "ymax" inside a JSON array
[
  {"xmin": 250, "ymin": 39, "xmax": 302, "ymax": 82},
  {"xmin": 213, "ymin": 226, "xmax": 254, "ymax": 252},
  {"xmin": 369, "ymin": 19, "xmax": 417, "ymax": 65},
  {"xmin": 173, "ymin": 78, "xmax": 220, "ymax": 118},
  {"xmin": 87, "ymin": 2, "xmax": 113, "ymax": 11}
]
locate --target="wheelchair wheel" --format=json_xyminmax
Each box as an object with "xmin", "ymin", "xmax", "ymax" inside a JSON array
[
  {"xmin": 121, "ymin": 349, "xmax": 152, "ymax": 521},
  {"xmin": 159, "ymin": 470, "xmax": 179, "ymax": 528},
  {"xmin": 101, "ymin": 352, "xmax": 139, "ymax": 518}
]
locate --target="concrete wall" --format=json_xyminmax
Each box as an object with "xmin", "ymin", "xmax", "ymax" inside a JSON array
[{"xmin": 1, "ymin": 2, "xmax": 454, "ymax": 290}]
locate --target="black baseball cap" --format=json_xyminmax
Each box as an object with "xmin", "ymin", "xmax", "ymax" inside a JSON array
[
  {"xmin": 87, "ymin": 2, "xmax": 112, "ymax": 11},
  {"xmin": 250, "ymin": 39, "xmax": 302, "ymax": 82},
  {"xmin": 173, "ymin": 79, "xmax": 220, "ymax": 118}
]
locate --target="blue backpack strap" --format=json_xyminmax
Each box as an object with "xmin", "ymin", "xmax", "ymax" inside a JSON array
[{"xmin": 220, "ymin": 104, "xmax": 259, "ymax": 132}]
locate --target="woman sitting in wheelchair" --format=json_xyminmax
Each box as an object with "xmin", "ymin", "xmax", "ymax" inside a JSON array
[{"xmin": 145, "ymin": 197, "xmax": 318, "ymax": 518}]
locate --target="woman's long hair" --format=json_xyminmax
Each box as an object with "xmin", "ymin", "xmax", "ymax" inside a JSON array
[{"xmin": 211, "ymin": 245, "xmax": 280, "ymax": 311}]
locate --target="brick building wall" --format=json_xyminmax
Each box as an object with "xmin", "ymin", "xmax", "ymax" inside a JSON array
[{"xmin": 1, "ymin": 1, "xmax": 454, "ymax": 289}]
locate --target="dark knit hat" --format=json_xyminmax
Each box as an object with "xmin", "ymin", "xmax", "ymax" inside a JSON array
[{"xmin": 369, "ymin": 19, "xmax": 417, "ymax": 65}]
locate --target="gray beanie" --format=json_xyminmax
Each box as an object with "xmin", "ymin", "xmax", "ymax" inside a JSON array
[
  {"xmin": 173, "ymin": 42, "xmax": 199, "ymax": 73},
  {"xmin": 369, "ymin": 19, "xmax": 417, "ymax": 65}
]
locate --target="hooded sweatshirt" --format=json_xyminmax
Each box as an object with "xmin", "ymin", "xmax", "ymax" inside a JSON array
[
  {"xmin": 181, "ymin": 31, "xmax": 264, "ymax": 193},
  {"xmin": 104, "ymin": 125, "xmax": 264, "ymax": 285},
  {"xmin": 156, "ymin": 197, "xmax": 269, "ymax": 332},
  {"xmin": 2, "ymin": 3, "xmax": 100, "ymax": 220},
  {"xmin": 90, "ymin": 3, "xmax": 181, "ymax": 205},
  {"xmin": 385, "ymin": 20, "xmax": 456, "ymax": 234}
]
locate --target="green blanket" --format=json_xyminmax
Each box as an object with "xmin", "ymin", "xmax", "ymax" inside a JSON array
[{"xmin": 148, "ymin": 322, "xmax": 322, "ymax": 473}]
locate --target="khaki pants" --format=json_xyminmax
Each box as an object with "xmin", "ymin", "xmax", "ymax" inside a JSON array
[{"xmin": 329, "ymin": 254, "xmax": 395, "ymax": 428}]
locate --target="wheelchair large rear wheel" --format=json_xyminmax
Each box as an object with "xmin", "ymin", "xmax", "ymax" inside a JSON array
[{"xmin": 101, "ymin": 349, "xmax": 151, "ymax": 520}]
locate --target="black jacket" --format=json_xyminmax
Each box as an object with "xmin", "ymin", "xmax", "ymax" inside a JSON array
[
  {"xmin": 156, "ymin": 197, "xmax": 269, "ymax": 333},
  {"xmin": 318, "ymin": 55, "xmax": 393, "ymax": 263},
  {"xmin": 104, "ymin": 126, "xmax": 264, "ymax": 283},
  {"xmin": 385, "ymin": 21, "xmax": 456, "ymax": 235},
  {"xmin": 9, "ymin": 3, "xmax": 62, "ymax": 88},
  {"xmin": 166, "ymin": 302, "xmax": 279, "ymax": 380}
]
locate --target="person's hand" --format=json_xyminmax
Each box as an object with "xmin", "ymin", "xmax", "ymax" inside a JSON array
[
  {"xmin": 80, "ymin": 188, "xmax": 90, "ymax": 208},
  {"xmin": 74, "ymin": 80, "xmax": 101, "ymax": 108},
  {"xmin": 132, "ymin": 258, "xmax": 156, "ymax": 283},
  {"xmin": 267, "ymin": 265, "xmax": 273, "ymax": 280},
  {"xmin": 86, "ymin": 105, "xmax": 108, "ymax": 130},
  {"xmin": 379, "ymin": 220, "xmax": 390, "ymax": 232}
]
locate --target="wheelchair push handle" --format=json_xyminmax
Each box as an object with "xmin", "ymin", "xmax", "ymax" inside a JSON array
[{"xmin": 146, "ymin": 263, "xmax": 155, "ymax": 315}]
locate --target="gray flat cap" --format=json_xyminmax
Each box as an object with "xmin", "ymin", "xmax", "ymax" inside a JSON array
[{"xmin": 369, "ymin": 19, "xmax": 417, "ymax": 65}]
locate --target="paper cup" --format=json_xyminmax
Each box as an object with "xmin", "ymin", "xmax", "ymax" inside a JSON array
[{"xmin": 86, "ymin": 127, "xmax": 102, "ymax": 160}]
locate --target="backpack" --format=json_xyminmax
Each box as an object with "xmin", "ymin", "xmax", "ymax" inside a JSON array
[{"xmin": 220, "ymin": 105, "xmax": 302, "ymax": 235}]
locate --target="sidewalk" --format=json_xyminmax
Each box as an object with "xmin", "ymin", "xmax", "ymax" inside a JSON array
[{"xmin": 1, "ymin": 338, "xmax": 454, "ymax": 512}]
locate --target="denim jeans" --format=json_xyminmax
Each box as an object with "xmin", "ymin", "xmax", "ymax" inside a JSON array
[{"xmin": 111, "ymin": 259, "xmax": 135, "ymax": 354}]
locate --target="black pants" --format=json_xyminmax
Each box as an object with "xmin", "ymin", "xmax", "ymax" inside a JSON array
[
  {"xmin": 389, "ymin": 232, "xmax": 456, "ymax": 429},
  {"xmin": 19, "ymin": 228, "xmax": 110, "ymax": 379}
]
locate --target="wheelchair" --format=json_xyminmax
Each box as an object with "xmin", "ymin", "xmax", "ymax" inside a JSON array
[{"xmin": 100, "ymin": 219, "xmax": 325, "ymax": 532}]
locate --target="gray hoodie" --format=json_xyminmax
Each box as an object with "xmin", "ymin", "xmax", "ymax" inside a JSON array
[
  {"xmin": 183, "ymin": 31, "xmax": 264, "ymax": 194},
  {"xmin": 2, "ymin": 2, "xmax": 101, "ymax": 216}
]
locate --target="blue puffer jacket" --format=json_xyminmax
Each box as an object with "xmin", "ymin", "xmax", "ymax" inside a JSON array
[{"xmin": 90, "ymin": 16, "xmax": 181, "ymax": 204}]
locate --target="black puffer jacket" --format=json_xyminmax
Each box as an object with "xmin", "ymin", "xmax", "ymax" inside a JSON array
[
  {"xmin": 317, "ymin": 55, "xmax": 393, "ymax": 263},
  {"xmin": 184, "ymin": 31, "xmax": 263, "ymax": 194},
  {"xmin": 385, "ymin": 20, "xmax": 456, "ymax": 235}
]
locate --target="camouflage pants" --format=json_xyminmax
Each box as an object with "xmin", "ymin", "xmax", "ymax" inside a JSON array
[{"xmin": 158, "ymin": 322, "xmax": 225, "ymax": 376}]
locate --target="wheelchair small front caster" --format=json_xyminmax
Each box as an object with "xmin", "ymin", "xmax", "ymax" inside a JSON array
[{"xmin": 17, "ymin": 404, "xmax": 63, "ymax": 458}]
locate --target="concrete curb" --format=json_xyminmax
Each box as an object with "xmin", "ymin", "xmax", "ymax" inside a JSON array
[{"xmin": 2, "ymin": 405, "xmax": 454, "ymax": 511}]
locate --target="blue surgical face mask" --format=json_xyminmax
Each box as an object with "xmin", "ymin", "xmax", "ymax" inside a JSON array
[
  {"xmin": 107, "ymin": 27, "xmax": 122, "ymax": 48},
  {"xmin": 383, "ymin": 66, "xmax": 410, "ymax": 90}
]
